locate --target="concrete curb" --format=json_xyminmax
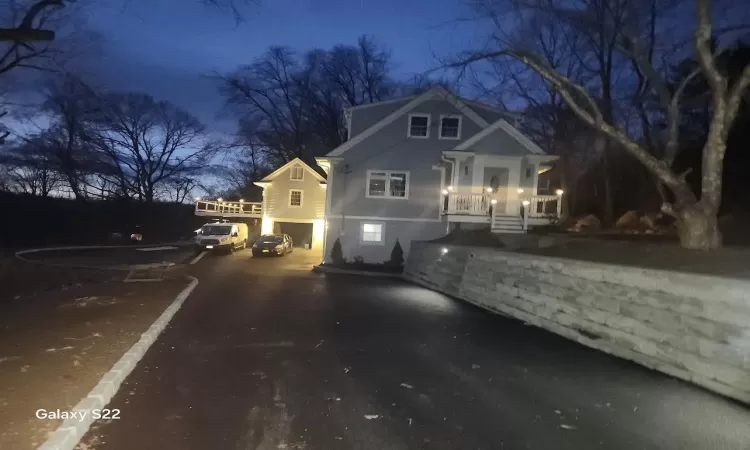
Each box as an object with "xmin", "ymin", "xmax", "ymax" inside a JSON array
[
  {"xmin": 36, "ymin": 276, "xmax": 200, "ymax": 450},
  {"xmin": 312, "ymin": 264, "xmax": 403, "ymax": 278}
]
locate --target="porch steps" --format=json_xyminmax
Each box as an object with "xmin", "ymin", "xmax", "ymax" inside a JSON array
[{"xmin": 491, "ymin": 214, "xmax": 524, "ymax": 234}]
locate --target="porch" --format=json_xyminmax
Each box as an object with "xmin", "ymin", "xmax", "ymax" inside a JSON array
[
  {"xmin": 442, "ymin": 192, "xmax": 563, "ymax": 231},
  {"xmin": 439, "ymin": 150, "xmax": 561, "ymax": 232}
]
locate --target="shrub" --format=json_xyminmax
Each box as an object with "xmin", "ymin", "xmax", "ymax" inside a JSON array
[
  {"xmin": 330, "ymin": 238, "xmax": 345, "ymax": 264},
  {"xmin": 352, "ymin": 255, "xmax": 364, "ymax": 264},
  {"xmin": 388, "ymin": 239, "xmax": 404, "ymax": 267}
]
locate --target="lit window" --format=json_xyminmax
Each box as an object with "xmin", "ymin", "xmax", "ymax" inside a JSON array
[
  {"xmin": 366, "ymin": 170, "xmax": 409, "ymax": 199},
  {"xmin": 361, "ymin": 222, "xmax": 384, "ymax": 244},
  {"xmin": 289, "ymin": 189, "xmax": 303, "ymax": 207},
  {"xmin": 408, "ymin": 114, "xmax": 430, "ymax": 138},
  {"xmin": 439, "ymin": 116, "xmax": 461, "ymax": 139},
  {"xmin": 290, "ymin": 166, "xmax": 304, "ymax": 181}
]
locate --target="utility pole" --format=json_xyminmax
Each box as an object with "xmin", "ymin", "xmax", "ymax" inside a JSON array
[{"xmin": 0, "ymin": 0, "xmax": 63, "ymax": 43}]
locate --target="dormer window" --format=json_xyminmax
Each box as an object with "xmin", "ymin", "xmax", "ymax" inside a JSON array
[
  {"xmin": 439, "ymin": 115, "xmax": 462, "ymax": 139},
  {"xmin": 408, "ymin": 114, "xmax": 430, "ymax": 138},
  {"xmin": 290, "ymin": 165, "xmax": 304, "ymax": 181}
]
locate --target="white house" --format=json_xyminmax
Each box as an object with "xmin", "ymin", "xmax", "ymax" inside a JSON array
[{"xmin": 195, "ymin": 158, "xmax": 327, "ymax": 252}]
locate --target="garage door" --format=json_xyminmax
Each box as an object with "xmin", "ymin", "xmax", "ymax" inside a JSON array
[{"xmin": 275, "ymin": 222, "xmax": 314, "ymax": 248}]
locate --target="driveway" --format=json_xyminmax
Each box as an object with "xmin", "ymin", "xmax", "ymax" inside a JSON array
[{"xmin": 77, "ymin": 251, "xmax": 750, "ymax": 450}]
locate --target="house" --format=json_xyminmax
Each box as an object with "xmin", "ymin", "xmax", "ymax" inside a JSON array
[
  {"xmin": 315, "ymin": 86, "xmax": 562, "ymax": 264},
  {"xmin": 194, "ymin": 158, "xmax": 327, "ymax": 252}
]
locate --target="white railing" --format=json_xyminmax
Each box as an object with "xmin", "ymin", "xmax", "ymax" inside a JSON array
[
  {"xmin": 195, "ymin": 200, "xmax": 262, "ymax": 217},
  {"xmin": 527, "ymin": 194, "xmax": 561, "ymax": 218},
  {"xmin": 445, "ymin": 193, "xmax": 491, "ymax": 215}
]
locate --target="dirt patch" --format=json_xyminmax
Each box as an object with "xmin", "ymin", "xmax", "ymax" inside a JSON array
[
  {"xmin": 518, "ymin": 237, "xmax": 750, "ymax": 279},
  {"xmin": 428, "ymin": 228, "xmax": 750, "ymax": 279},
  {"xmin": 0, "ymin": 257, "xmax": 123, "ymax": 304},
  {"xmin": 0, "ymin": 276, "xmax": 190, "ymax": 449}
]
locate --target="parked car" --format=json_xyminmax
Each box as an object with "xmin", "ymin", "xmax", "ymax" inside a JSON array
[
  {"xmin": 195, "ymin": 222, "xmax": 248, "ymax": 254},
  {"xmin": 252, "ymin": 234, "xmax": 293, "ymax": 257}
]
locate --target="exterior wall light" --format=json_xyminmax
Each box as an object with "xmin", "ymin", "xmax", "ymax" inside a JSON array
[
  {"xmin": 442, "ymin": 189, "xmax": 449, "ymax": 195},
  {"xmin": 517, "ymin": 188, "xmax": 524, "ymax": 193},
  {"xmin": 522, "ymin": 200, "xmax": 530, "ymax": 206},
  {"xmin": 217, "ymin": 197, "xmax": 223, "ymax": 202},
  {"xmin": 491, "ymin": 199, "xmax": 498, "ymax": 205},
  {"xmin": 556, "ymin": 189, "xmax": 564, "ymax": 196},
  {"xmin": 486, "ymin": 187, "xmax": 493, "ymax": 193},
  {"xmin": 441, "ymin": 247, "xmax": 449, "ymax": 255},
  {"xmin": 447, "ymin": 185, "xmax": 454, "ymax": 192}
]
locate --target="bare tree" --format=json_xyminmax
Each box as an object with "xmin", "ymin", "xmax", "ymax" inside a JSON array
[
  {"xmin": 0, "ymin": 136, "xmax": 62, "ymax": 196},
  {"xmin": 218, "ymin": 37, "xmax": 395, "ymax": 167},
  {"xmin": 89, "ymin": 92, "xmax": 218, "ymax": 202},
  {"xmin": 458, "ymin": 0, "xmax": 750, "ymax": 249}
]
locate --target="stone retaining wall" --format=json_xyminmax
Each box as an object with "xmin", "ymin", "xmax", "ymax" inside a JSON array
[{"xmin": 403, "ymin": 242, "xmax": 750, "ymax": 403}]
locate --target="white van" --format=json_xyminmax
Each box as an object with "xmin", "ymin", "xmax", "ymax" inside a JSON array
[{"xmin": 195, "ymin": 222, "xmax": 248, "ymax": 253}]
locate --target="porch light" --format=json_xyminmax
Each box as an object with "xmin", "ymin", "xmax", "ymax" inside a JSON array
[
  {"xmin": 556, "ymin": 189, "xmax": 564, "ymax": 196},
  {"xmin": 442, "ymin": 189, "xmax": 449, "ymax": 195},
  {"xmin": 441, "ymin": 247, "xmax": 449, "ymax": 255},
  {"xmin": 522, "ymin": 200, "xmax": 530, "ymax": 206},
  {"xmin": 491, "ymin": 199, "xmax": 498, "ymax": 205},
  {"xmin": 447, "ymin": 185, "xmax": 454, "ymax": 192},
  {"xmin": 194, "ymin": 197, "xmax": 201, "ymax": 201},
  {"xmin": 517, "ymin": 188, "xmax": 524, "ymax": 193},
  {"xmin": 486, "ymin": 187, "xmax": 493, "ymax": 193},
  {"xmin": 239, "ymin": 199, "xmax": 244, "ymax": 203},
  {"xmin": 217, "ymin": 197, "xmax": 223, "ymax": 202}
]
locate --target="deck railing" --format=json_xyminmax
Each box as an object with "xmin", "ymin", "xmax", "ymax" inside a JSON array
[
  {"xmin": 527, "ymin": 194, "xmax": 561, "ymax": 218},
  {"xmin": 195, "ymin": 200, "xmax": 262, "ymax": 217},
  {"xmin": 445, "ymin": 193, "xmax": 491, "ymax": 215}
]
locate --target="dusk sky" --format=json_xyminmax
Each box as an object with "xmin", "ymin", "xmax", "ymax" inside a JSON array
[{"xmin": 82, "ymin": 0, "xmax": 487, "ymax": 132}]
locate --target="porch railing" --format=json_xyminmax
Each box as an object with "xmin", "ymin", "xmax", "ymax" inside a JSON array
[
  {"xmin": 527, "ymin": 194, "xmax": 561, "ymax": 218},
  {"xmin": 445, "ymin": 193, "xmax": 491, "ymax": 215},
  {"xmin": 195, "ymin": 200, "xmax": 263, "ymax": 217}
]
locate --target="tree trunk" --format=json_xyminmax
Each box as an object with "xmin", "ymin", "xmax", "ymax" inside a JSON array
[{"xmin": 676, "ymin": 207, "xmax": 722, "ymax": 250}]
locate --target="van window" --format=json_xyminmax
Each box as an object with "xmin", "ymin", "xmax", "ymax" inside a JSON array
[{"xmin": 201, "ymin": 225, "xmax": 232, "ymax": 235}]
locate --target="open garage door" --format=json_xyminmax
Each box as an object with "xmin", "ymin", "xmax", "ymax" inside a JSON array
[{"xmin": 275, "ymin": 222, "xmax": 314, "ymax": 248}]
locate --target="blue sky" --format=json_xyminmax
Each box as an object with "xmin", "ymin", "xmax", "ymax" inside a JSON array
[{"xmin": 83, "ymin": 0, "xmax": 488, "ymax": 132}]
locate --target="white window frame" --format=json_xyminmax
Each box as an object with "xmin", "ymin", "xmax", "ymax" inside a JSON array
[
  {"xmin": 365, "ymin": 170, "xmax": 410, "ymax": 200},
  {"xmin": 290, "ymin": 165, "xmax": 304, "ymax": 181},
  {"xmin": 407, "ymin": 114, "xmax": 431, "ymax": 139},
  {"xmin": 289, "ymin": 189, "xmax": 303, "ymax": 208},
  {"xmin": 360, "ymin": 221, "xmax": 385, "ymax": 246},
  {"xmin": 439, "ymin": 115, "xmax": 462, "ymax": 140}
]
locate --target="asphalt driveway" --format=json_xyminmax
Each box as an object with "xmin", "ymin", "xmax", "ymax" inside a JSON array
[{"xmin": 76, "ymin": 250, "xmax": 750, "ymax": 450}]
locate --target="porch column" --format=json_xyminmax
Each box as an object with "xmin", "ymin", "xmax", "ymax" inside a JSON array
[{"xmin": 506, "ymin": 158, "xmax": 522, "ymax": 215}]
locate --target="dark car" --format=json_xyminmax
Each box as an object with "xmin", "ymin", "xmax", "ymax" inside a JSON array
[{"xmin": 252, "ymin": 234, "xmax": 293, "ymax": 257}]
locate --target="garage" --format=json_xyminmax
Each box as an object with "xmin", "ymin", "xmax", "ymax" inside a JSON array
[{"xmin": 275, "ymin": 222, "xmax": 314, "ymax": 248}]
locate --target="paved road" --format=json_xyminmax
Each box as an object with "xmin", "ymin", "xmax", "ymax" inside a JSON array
[{"xmin": 80, "ymin": 250, "xmax": 750, "ymax": 450}]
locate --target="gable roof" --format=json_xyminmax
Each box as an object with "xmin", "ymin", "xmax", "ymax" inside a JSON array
[
  {"xmin": 259, "ymin": 157, "xmax": 327, "ymax": 183},
  {"xmin": 454, "ymin": 118, "xmax": 546, "ymax": 155},
  {"xmin": 326, "ymin": 86, "xmax": 489, "ymax": 157}
]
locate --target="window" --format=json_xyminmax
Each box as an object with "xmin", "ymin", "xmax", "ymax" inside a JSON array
[
  {"xmin": 439, "ymin": 115, "xmax": 462, "ymax": 139},
  {"xmin": 290, "ymin": 166, "xmax": 304, "ymax": 181},
  {"xmin": 289, "ymin": 189, "xmax": 303, "ymax": 207},
  {"xmin": 366, "ymin": 170, "xmax": 409, "ymax": 199},
  {"xmin": 361, "ymin": 222, "xmax": 384, "ymax": 245},
  {"xmin": 408, "ymin": 114, "xmax": 430, "ymax": 138}
]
